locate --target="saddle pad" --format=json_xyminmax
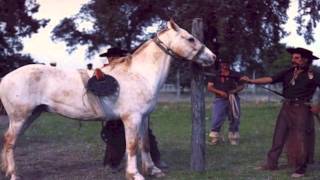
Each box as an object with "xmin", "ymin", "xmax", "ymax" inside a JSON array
[{"xmin": 87, "ymin": 74, "xmax": 120, "ymax": 97}]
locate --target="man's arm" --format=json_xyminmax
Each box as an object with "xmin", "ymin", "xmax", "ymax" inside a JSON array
[
  {"xmin": 241, "ymin": 76, "xmax": 273, "ymax": 84},
  {"xmin": 207, "ymin": 82, "xmax": 228, "ymax": 98}
]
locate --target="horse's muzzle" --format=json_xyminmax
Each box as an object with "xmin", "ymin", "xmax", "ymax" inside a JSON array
[{"xmin": 201, "ymin": 55, "xmax": 216, "ymax": 67}]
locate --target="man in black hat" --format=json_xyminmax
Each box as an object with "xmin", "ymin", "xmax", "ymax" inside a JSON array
[
  {"xmin": 99, "ymin": 47, "xmax": 129, "ymax": 66},
  {"xmin": 207, "ymin": 59, "xmax": 245, "ymax": 145},
  {"xmin": 241, "ymin": 47, "xmax": 320, "ymax": 178},
  {"xmin": 99, "ymin": 47, "xmax": 129, "ymax": 58}
]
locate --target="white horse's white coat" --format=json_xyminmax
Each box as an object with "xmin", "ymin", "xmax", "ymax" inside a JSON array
[{"xmin": 0, "ymin": 20, "xmax": 216, "ymax": 180}]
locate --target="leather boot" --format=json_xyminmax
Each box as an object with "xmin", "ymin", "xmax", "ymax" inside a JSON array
[{"xmin": 209, "ymin": 131, "xmax": 220, "ymax": 145}]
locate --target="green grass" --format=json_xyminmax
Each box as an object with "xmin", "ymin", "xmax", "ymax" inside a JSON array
[
  {"xmin": 1, "ymin": 102, "xmax": 320, "ymax": 179},
  {"xmin": 150, "ymin": 102, "xmax": 320, "ymax": 180}
]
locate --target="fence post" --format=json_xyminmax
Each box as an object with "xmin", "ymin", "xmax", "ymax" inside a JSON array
[
  {"xmin": 190, "ymin": 18, "xmax": 206, "ymax": 171},
  {"xmin": 176, "ymin": 68, "xmax": 181, "ymax": 100}
]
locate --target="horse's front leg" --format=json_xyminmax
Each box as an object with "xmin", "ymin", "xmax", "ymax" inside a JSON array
[
  {"xmin": 140, "ymin": 115, "xmax": 164, "ymax": 178},
  {"xmin": 122, "ymin": 114, "xmax": 145, "ymax": 180}
]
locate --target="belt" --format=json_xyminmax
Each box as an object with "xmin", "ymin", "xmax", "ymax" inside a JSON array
[{"xmin": 282, "ymin": 98, "xmax": 311, "ymax": 106}]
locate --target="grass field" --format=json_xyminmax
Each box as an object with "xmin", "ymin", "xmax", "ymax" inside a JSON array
[{"xmin": 1, "ymin": 102, "xmax": 320, "ymax": 179}]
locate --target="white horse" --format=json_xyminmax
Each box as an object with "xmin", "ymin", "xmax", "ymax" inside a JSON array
[{"xmin": 0, "ymin": 20, "xmax": 216, "ymax": 180}]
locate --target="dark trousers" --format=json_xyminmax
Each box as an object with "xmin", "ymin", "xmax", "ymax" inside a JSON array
[
  {"xmin": 266, "ymin": 102, "xmax": 314, "ymax": 174},
  {"xmin": 101, "ymin": 120, "xmax": 126, "ymax": 168},
  {"xmin": 101, "ymin": 120, "xmax": 161, "ymax": 168}
]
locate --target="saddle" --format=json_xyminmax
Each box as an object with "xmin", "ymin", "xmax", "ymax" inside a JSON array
[{"xmin": 87, "ymin": 69, "xmax": 119, "ymax": 97}]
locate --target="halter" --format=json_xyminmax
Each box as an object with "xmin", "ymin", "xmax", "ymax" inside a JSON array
[{"xmin": 153, "ymin": 34, "xmax": 205, "ymax": 62}]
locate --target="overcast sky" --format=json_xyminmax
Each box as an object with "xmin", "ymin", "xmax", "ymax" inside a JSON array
[
  {"xmin": 22, "ymin": 0, "xmax": 94, "ymax": 69},
  {"xmin": 22, "ymin": 0, "xmax": 320, "ymax": 69}
]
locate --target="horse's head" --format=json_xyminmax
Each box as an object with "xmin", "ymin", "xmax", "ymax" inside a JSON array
[{"xmin": 155, "ymin": 20, "xmax": 216, "ymax": 67}]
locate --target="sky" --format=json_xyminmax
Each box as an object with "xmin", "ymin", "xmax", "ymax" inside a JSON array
[
  {"xmin": 22, "ymin": 0, "xmax": 320, "ymax": 69},
  {"xmin": 22, "ymin": 0, "xmax": 95, "ymax": 69},
  {"xmin": 280, "ymin": 0, "xmax": 320, "ymax": 63}
]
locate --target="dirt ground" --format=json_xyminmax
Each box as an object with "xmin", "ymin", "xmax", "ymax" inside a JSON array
[
  {"xmin": 0, "ymin": 117, "xmax": 128, "ymax": 180},
  {"xmin": 0, "ymin": 140, "xmax": 127, "ymax": 180}
]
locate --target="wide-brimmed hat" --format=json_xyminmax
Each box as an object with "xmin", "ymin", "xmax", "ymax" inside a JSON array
[
  {"xmin": 286, "ymin": 47, "xmax": 319, "ymax": 61},
  {"xmin": 99, "ymin": 47, "xmax": 129, "ymax": 58}
]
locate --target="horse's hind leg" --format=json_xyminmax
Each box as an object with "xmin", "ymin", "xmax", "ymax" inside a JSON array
[
  {"xmin": 1, "ymin": 105, "xmax": 43, "ymax": 180},
  {"xmin": 1, "ymin": 116, "xmax": 25, "ymax": 180}
]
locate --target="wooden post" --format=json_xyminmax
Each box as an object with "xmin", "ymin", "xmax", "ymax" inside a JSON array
[
  {"xmin": 176, "ymin": 68, "xmax": 181, "ymax": 100},
  {"xmin": 190, "ymin": 18, "xmax": 206, "ymax": 171}
]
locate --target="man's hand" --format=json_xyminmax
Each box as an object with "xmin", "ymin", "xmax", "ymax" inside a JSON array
[
  {"xmin": 240, "ymin": 76, "xmax": 252, "ymax": 83},
  {"xmin": 216, "ymin": 91, "xmax": 228, "ymax": 98}
]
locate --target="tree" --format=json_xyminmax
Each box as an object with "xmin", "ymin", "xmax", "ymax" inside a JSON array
[
  {"xmin": 295, "ymin": 0, "xmax": 320, "ymax": 44},
  {"xmin": 52, "ymin": 0, "xmax": 320, "ymax": 75},
  {"xmin": 0, "ymin": 0, "xmax": 48, "ymax": 77},
  {"xmin": 52, "ymin": 0, "xmax": 172, "ymax": 54},
  {"xmin": 262, "ymin": 43, "xmax": 292, "ymax": 76},
  {"xmin": 0, "ymin": 54, "xmax": 35, "ymax": 77}
]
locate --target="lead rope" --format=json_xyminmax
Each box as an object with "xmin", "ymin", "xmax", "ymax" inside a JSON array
[{"xmin": 228, "ymin": 94, "xmax": 240, "ymax": 121}]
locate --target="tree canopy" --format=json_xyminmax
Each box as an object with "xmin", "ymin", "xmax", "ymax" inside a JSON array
[
  {"xmin": 52, "ymin": 0, "xmax": 319, "ymax": 75},
  {"xmin": 0, "ymin": 0, "xmax": 48, "ymax": 76}
]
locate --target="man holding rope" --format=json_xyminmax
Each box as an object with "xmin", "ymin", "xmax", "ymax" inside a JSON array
[
  {"xmin": 207, "ymin": 59, "xmax": 245, "ymax": 145},
  {"xmin": 241, "ymin": 47, "xmax": 319, "ymax": 178}
]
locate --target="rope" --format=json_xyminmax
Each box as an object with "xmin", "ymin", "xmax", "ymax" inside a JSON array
[{"xmin": 228, "ymin": 94, "xmax": 240, "ymax": 120}]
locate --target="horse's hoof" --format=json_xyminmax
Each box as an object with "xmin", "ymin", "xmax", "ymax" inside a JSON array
[
  {"xmin": 150, "ymin": 167, "xmax": 165, "ymax": 178},
  {"xmin": 126, "ymin": 172, "xmax": 145, "ymax": 180},
  {"xmin": 153, "ymin": 171, "xmax": 165, "ymax": 178},
  {"xmin": 10, "ymin": 174, "xmax": 19, "ymax": 180}
]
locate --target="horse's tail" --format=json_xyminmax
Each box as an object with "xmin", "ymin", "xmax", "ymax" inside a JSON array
[{"xmin": 0, "ymin": 78, "xmax": 7, "ymax": 115}]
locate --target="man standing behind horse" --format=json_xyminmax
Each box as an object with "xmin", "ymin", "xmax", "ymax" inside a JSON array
[
  {"xmin": 207, "ymin": 59, "xmax": 245, "ymax": 145},
  {"xmin": 241, "ymin": 47, "xmax": 319, "ymax": 178}
]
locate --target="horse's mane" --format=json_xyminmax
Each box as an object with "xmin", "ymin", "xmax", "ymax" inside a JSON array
[
  {"xmin": 104, "ymin": 42, "xmax": 148, "ymax": 69},
  {"xmin": 132, "ymin": 28, "xmax": 168, "ymax": 55},
  {"xmin": 131, "ymin": 40, "xmax": 152, "ymax": 55},
  {"xmin": 107, "ymin": 56, "xmax": 132, "ymax": 69},
  {"xmin": 106, "ymin": 28, "xmax": 169, "ymax": 68}
]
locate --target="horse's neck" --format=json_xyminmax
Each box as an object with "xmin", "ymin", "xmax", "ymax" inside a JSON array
[{"xmin": 131, "ymin": 41, "xmax": 172, "ymax": 93}]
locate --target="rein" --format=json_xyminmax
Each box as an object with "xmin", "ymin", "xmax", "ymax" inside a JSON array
[
  {"xmin": 202, "ymin": 72, "xmax": 240, "ymax": 79},
  {"xmin": 259, "ymin": 86, "xmax": 284, "ymax": 97},
  {"xmin": 152, "ymin": 34, "xmax": 205, "ymax": 62}
]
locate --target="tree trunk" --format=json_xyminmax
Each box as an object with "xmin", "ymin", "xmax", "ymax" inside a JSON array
[
  {"xmin": 176, "ymin": 68, "xmax": 181, "ymax": 99},
  {"xmin": 190, "ymin": 18, "xmax": 206, "ymax": 172}
]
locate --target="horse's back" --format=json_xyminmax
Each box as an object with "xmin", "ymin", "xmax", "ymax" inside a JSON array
[
  {"xmin": 0, "ymin": 64, "xmax": 85, "ymax": 109},
  {"xmin": 1, "ymin": 64, "xmax": 81, "ymax": 91}
]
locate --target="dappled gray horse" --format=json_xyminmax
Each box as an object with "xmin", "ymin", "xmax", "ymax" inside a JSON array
[{"xmin": 0, "ymin": 20, "xmax": 216, "ymax": 180}]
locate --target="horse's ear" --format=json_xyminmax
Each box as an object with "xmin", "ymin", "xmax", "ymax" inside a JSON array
[{"xmin": 167, "ymin": 19, "xmax": 180, "ymax": 31}]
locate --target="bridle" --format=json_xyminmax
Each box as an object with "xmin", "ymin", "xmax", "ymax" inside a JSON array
[{"xmin": 152, "ymin": 34, "xmax": 205, "ymax": 62}]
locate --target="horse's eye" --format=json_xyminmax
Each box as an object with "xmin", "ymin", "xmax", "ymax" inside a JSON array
[{"xmin": 187, "ymin": 37, "xmax": 195, "ymax": 43}]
